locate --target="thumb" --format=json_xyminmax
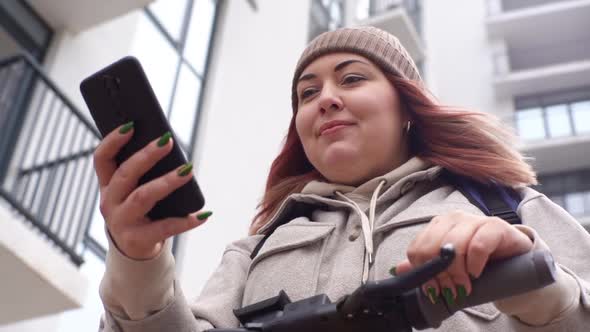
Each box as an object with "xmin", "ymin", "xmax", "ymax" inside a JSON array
[{"xmin": 391, "ymin": 259, "xmax": 414, "ymax": 276}]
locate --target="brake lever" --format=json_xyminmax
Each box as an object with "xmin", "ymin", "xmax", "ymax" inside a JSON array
[{"xmin": 339, "ymin": 244, "xmax": 456, "ymax": 316}]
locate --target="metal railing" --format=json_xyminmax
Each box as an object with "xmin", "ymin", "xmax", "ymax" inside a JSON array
[{"xmin": 0, "ymin": 54, "xmax": 101, "ymax": 266}]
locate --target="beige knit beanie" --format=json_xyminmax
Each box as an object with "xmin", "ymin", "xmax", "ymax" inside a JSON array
[{"xmin": 291, "ymin": 26, "xmax": 423, "ymax": 112}]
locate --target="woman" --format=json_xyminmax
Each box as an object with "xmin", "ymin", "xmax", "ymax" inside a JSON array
[{"xmin": 96, "ymin": 26, "xmax": 590, "ymax": 331}]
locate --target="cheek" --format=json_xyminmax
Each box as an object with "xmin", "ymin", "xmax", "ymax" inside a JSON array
[
  {"xmin": 362, "ymin": 102, "xmax": 404, "ymax": 140},
  {"xmin": 295, "ymin": 109, "xmax": 313, "ymax": 139}
]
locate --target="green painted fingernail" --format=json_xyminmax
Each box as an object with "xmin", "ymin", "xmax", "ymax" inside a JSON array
[
  {"xmin": 427, "ymin": 287, "xmax": 438, "ymax": 304},
  {"xmin": 197, "ymin": 211, "xmax": 212, "ymax": 220},
  {"xmin": 177, "ymin": 163, "xmax": 193, "ymax": 176},
  {"xmin": 457, "ymin": 285, "xmax": 467, "ymax": 303},
  {"xmin": 389, "ymin": 266, "xmax": 397, "ymax": 277},
  {"xmin": 119, "ymin": 121, "xmax": 134, "ymax": 134},
  {"xmin": 157, "ymin": 131, "xmax": 172, "ymax": 147},
  {"xmin": 443, "ymin": 288, "xmax": 455, "ymax": 306}
]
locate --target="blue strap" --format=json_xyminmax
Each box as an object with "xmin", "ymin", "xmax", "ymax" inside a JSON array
[
  {"xmin": 446, "ymin": 171, "xmax": 522, "ymax": 225},
  {"xmin": 495, "ymin": 184, "xmax": 519, "ymax": 212}
]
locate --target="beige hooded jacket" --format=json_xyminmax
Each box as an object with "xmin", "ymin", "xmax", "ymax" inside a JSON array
[{"xmin": 98, "ymin": 158, "xmax": 590, "ymax": 331}]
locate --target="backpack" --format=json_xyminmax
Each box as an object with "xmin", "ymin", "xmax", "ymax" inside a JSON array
[{"xmin": 250, "ymin": 171, "xmax": 522, "ymax": 259}]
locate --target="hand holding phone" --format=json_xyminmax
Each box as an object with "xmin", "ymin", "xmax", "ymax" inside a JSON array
[
  {"xmin": 92, "ymin": 126, "xmax": 210, "ymax": 259},
  {"xmin": 81, "ymin": 56, "xmax": 208, "ymax": 259}
]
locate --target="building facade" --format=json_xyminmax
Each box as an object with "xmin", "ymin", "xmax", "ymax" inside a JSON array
[{"xmin": 0, "ymin": 0, "xmax": 588, "ymax": 330}]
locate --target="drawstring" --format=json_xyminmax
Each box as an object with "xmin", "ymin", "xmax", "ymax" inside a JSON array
[{"xmin": 335, "ymin": 179, "xmax": 386, "ymax": 284}]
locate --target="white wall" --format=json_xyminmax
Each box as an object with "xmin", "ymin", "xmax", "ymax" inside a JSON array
[
  {"xmin": 422, "ymin": 0, "xmax": 513, "ymax": 117},
  {"xmin": 176, "ymin": 0, "xmax": 311, "ymax": 297}
]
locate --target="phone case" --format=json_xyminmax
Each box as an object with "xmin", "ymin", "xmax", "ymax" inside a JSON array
[{"xmin": 80, "ymin": 56, "xmax": 205, "ymax": 220}]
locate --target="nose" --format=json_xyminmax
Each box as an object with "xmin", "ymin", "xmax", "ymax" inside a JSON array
[{"xmin": 318, "ymin": 84, "xmax": 343, "ymax": 114}]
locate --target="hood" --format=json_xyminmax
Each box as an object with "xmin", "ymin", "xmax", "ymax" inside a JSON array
[
  {"xmin": 258, "ymin": 156, "xmax": 443, "ymax": 284},
  {"xmin": 301, "ymin": 157, "xmax": 433, "ymax": 201}
]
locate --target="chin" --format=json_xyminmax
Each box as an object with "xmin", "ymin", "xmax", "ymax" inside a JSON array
[
  {"xmin": 316, "ymin": 148, "xmax": 364, "ymax": 181},
  {"xmin": 321, "ymin": 144, "xmax": 360, "ymax": 165}
]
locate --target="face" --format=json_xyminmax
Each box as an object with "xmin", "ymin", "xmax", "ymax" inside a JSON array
[{"xmin": 295, "ymin": 52, "xmax": 410, "ymax": 185}]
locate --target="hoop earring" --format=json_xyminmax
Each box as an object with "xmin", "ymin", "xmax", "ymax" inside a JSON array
[{"xmin": 405, "ymin": 121, "xmax": 412, "ymax": 133}]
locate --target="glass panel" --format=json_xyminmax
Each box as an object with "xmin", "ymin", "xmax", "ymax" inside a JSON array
[
  {"xmin": 169, "ymin": 63, "xmax": 202, "ymax": 145},
  {"xmin": 148, "ymin": 0, "xmax": 189, "ymax": 42},
  {"xmin": 571, "ymin": 100, "xmax": 590, "ymax": 134},
  {"xmin": 545, "ymin": 104, "xmax": 572, "ymax": 138},
  {"xmin": 516, "ymin": 108, "xmax": 545, "ymax": 140},
  {"xmin": 129, "ymin": 14, "xmax": 179, "ymax": 114},
  {"xmin": 184, "ymin": 0, "xmax": 215, "ymax": 74}
]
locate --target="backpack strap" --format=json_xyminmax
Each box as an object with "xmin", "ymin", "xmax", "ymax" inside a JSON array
[
  {"xmin": 250, "ymin": 200, "xmax": 315, "ymax": 260},
  {"xmin": 443, "ymin": 171, "xmax": 522, "ymax": 225}
]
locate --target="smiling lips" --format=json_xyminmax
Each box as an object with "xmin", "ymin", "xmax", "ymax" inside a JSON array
[{"xmin": 318, "ymin": 120, "xmax": 354, "ymax": 136}]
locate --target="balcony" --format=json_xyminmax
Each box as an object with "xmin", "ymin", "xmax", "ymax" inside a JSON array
[
  {"xmin": 486, "ymin": 0, "xmax": 590, "ymax": 44},
  {"xmin": 353, "ymin": 0, "xmax": 425, "ymax": 62},
  {"xmin": 0, "ymin": 54, "xmax": 96, "ymax": 324},
  {"xmin": 25, "ymin": 0, "xmax": 155, "ymax": 32},
  {"xmin": 491, "ymin": 38, "xmax": 590, "ymax": 98}
]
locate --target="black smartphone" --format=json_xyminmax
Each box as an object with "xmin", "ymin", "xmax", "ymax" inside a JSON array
[{"xmin": 80, "ymin": 56, "xmax": 205, "ymax": 220}]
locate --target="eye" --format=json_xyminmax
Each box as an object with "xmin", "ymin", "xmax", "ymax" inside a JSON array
[
  {"xmin": 342, "ymin": 75, "xmax": 365, "ymax": 84},
  {"xmin": 300, "ymin": 87, "xmax": 318, "ymax": 100}
]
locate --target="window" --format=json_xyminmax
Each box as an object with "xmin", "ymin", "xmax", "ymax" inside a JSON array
[
  {"xmin": 148, "ymin": 0, "xmax": 190, "ymax": 43},
  {"xmin": 545, "ymin": 104, "xmax": 571, "ymax": 138},
  {"xmin": 535, "ymin": 169, "xmax": 590, "ymax": 218},
  {"xmin": 514, "ymin": 87, "xmax": 590, "ymax": 141},
  {"xmin": 515, "ymin": 108, "xmax": 545, "ymax": 141},
  {"xmin": 572, "ymin": 101, "xmax": 590, "ymax": 134},
  {"xmin": 138, "ymin": 0, "xmax": 218, "ymax": 149}
]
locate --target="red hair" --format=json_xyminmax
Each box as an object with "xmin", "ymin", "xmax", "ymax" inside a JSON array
[{"xmin": 249, "ymin": 75, "xmax": 537, "ymax": 235}]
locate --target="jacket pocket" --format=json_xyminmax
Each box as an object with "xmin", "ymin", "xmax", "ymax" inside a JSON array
[
  {"xmin": 242, "ymin": 218, "xmax": 335, "ymax": 306},
  {"xmin": 373, "ymin": 216, "xmax": 433, "ymax": 280}
]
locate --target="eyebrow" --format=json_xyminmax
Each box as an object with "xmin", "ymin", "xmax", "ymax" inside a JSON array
[{"xmin": 297, "ymin": 59, "xmax": 370, "ymax": 84}]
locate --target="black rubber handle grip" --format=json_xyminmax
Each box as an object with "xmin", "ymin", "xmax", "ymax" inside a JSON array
[{"xmin": 404, "ymin": 249, "xmax": 557, "ymax": 329}]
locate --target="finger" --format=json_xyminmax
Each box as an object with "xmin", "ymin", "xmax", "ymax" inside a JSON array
[
  {"xmin": 466, "ymin": 220, "xmax": 505, "ymax": 278},
  {"xmin": 140, "ymin": 210, "xmax": 212, "ymax": 245},
  {"xmin": 452, "ymin": 275, "xmax": 471, "ymax": 303},
  {"xmin": 120, "ymin": 162, "xmax": 195, "ymax": 221},
  {"xmin": 407, "ymin": 214, "xmax": 459, "ymax": 267},
  {"xmin": 421, "ymin": 280, "xmax": 440, "ymax": 305},
  {"xmin": 489, "ymin": 225, "xmax": 533, "ymax": 259},
  {"xmin": 106, "ymin": 132, "xmax": 174, "ymax": 204},
  {"xmin": 392, "ymin": 259, "xmax": 413, "ymax": 276},
  {"xmin": 394, "ymin": 260, "xmax": 440, "ymax": 305},
  {"xmin": 439, "ymin": 218, "xmax": 486, "ymax": 294},
  {"xmin": 437, "ymin": 272, "xmax": 457, "ymax": 306},
  {"xmin": 94, "ymin": 122, "xmax": 135, "ymax": 188}
]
